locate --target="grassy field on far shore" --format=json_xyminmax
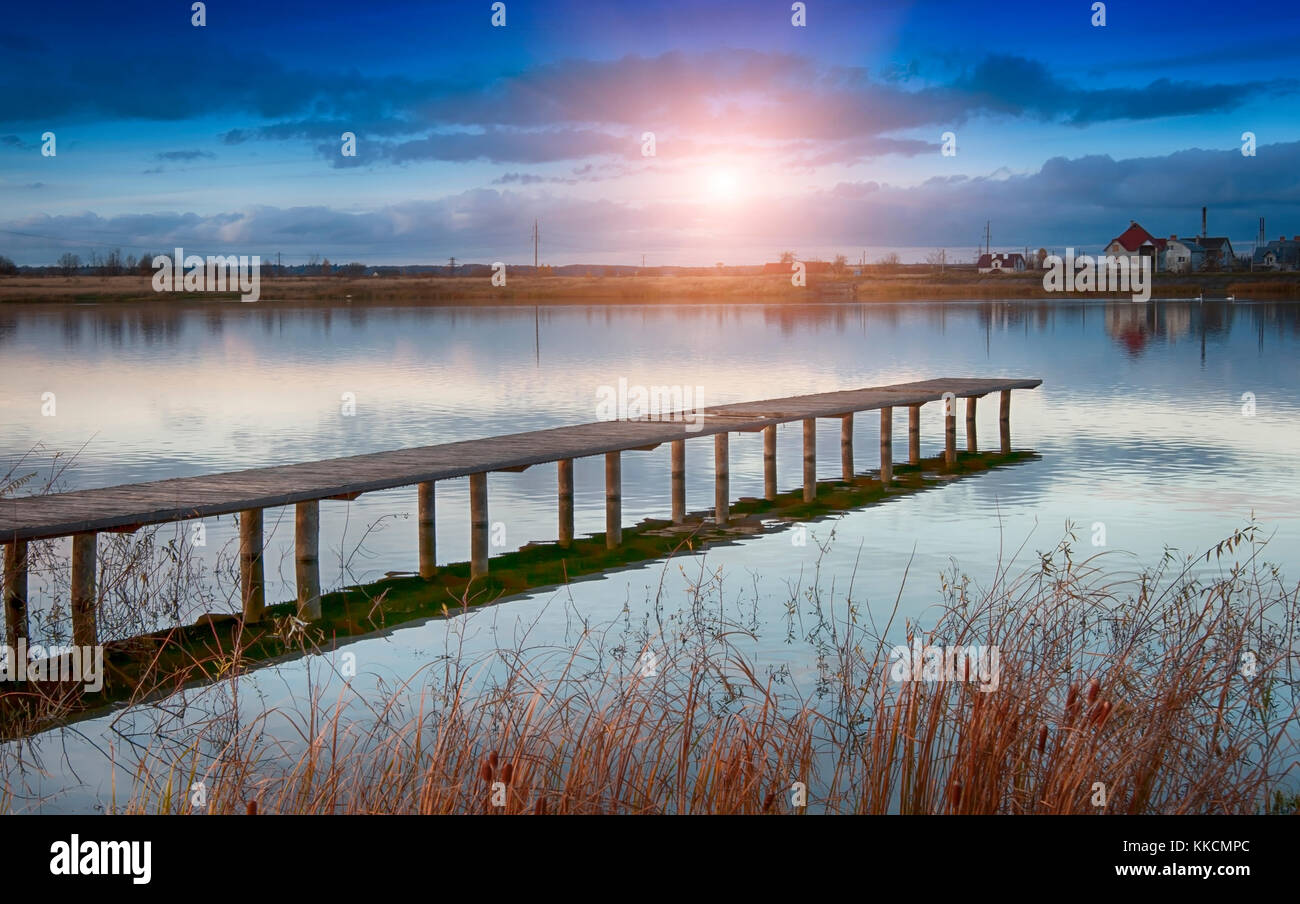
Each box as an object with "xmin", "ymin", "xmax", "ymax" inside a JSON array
[{"xmin": 3, "ymin": 270, "xmax": 1300, "ymax": 304}]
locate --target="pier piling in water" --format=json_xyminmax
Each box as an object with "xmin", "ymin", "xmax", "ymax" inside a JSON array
[
  {"xmin": 840, "ymin": 414, "xmax": 854, "ymax": 482},
  {"xmin": 71, "ymin": 533, "xmax": 97, "ymax": 645},
  {"xmin": 3, "ymin": 541, "xmax": 28, "ymax": 647},
  {"xmin": 880, "ymin": 406, "xmax": 893, "ymax": 485},
  {"xmin": 470, "ymin": 472, "xmax": 489, "ymax": 577},
  {"xmin": 966, "ymin": 396, "xmax": 979, "ymax": 453},
  {"xmin": 295, "ymin": 501, "xmax": 321, "ymax": 620},
  {"xmin": 763, "ymin": 425, "xmax": 777, "ymax": 500},
  {"xmin": 1000, "ymin": 390, "xmax": 1012, "ymax": 454},
  {"xmin": 557, "ymin": 459, "xmax": 574, "ymax": 546},
  {"xmin": 670, "ymin": 440, "xmax": 686, "ymax": 523},
  {"xmin": 605, "ymin": 452, "xmax": 622, "ymax": 547},
  {"xmin": 417, "ymin": 482, "xmax": 436, "ymax": 578},
  {"xmin": 714, "ymin": 433, "xmax": 729, "ymax": 524},
  {"xmin": 908, "ymin": 404, "xmax": 921, "ymax": 464},
  {"xmin": 239, "ymin": 509, "xmax": 265, "ymax": 623},
  {"xmin": 803, "ymin": 418, "xmax": 817, "ymax": 502},
  {"xmin": 945, "ymin": 401, "xmax": 957, "ymax": 468}
]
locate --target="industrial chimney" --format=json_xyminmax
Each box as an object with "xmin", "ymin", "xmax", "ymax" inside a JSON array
[{"xmin": 1202, "ymin": 206, "xmax": 1207, "ymax": 237}]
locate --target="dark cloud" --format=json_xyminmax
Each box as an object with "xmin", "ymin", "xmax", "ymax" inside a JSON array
[
  {"xmin": 155, "ymin": 150, "xmax": 214, "ymax": 161},
  {"xmin": 6, "ymin": 142, "xmax": 1297, "ymax": 264},
  {"xmin": 3, "ymin": 47, "xmax": 1288, "ymax": 168}
]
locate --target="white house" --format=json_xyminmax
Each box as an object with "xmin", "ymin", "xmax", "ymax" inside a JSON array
[
  {"xmin": 977, "ymin": 252, "xmax": 1026, "ymax": 274},
  {"xmin": 1163, "ymin": 235, "xmax": 1192, "ymax": 274}
]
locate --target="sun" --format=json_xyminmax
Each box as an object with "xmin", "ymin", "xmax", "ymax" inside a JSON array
[{"xmin": 706, "ymin": 168, "xmax": 740, "ymax": 200}]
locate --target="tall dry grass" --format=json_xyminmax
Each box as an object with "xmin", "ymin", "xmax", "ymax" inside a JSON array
[{"xmin": 111, "ymin": 524, "xmax": 1299, "ymax": 815}]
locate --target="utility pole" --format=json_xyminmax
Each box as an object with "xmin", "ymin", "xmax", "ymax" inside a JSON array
[
  {"xmin": 448, "ymin": 256, "xmax": 456, "ymax": 276},
  {"xmin": 532, "ymin": 219, "xmax": 539, "ymax": 270},
  {"xmin": 985, "ymin": 221, "xmax": 991, "ymax": 257}
]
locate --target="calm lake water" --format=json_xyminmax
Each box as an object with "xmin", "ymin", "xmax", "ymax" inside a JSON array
[{"xmin": 2, "ymin": 298, "xmax": 1299, "ymax": 811}]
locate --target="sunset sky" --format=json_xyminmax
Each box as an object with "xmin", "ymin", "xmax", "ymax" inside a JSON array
[{"xmin": 2, "ymin": 0, "xmax": 1299, "ymax": 265}]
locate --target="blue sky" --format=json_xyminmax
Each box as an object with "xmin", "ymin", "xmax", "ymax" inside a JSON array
[{"xmin": 2, "ymin": 0, "xmax": 1299, "ymax": 265}]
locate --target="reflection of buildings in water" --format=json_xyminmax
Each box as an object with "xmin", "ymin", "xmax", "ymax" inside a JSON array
[
  {"xmin": 1104, "ymin": 302, "xmax": 1154, "ymax": 355},
  {"xmin": 1104, "ymin": 302, "xmax": 1196, "ymax": 354},
  {"xmin": 1161, "ymin": 305, "xmax": 1191, "ymax": 344}
]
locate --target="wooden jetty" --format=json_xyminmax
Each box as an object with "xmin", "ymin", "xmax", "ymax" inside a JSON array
[{"xmin": 1, "ymin": 377, "xmax": 1041, "ymax": 645}]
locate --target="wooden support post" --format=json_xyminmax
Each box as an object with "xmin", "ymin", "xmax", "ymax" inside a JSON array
[
  {"xmin": 71, "ymin": 533, "xmax": 97, "ymax": 645},
  {"xmin": 671, "ymin": 440, "xmax": 686, "ymax": 524},
  {"xmin": 966, "ymin": 396, "xmax": 979, "ymax": 453},
  {"xmin": 557, "ymin": 459, "xmax": 574, "ymax": 547},
  {"xmin": 762, "ymin": 425, "xmax": 777, "ymax": 501},
  {"xmin": 880, "ymin": 406, "xmax": 893, "ymax": 485},
  {"xmin": 999, "ymin": 390, "xmax": 1011, "ymax": 454},
  {"xmin": 239, "ymin": 509, "xmax": 265, "ymax": 623},
  {"xmin": 714, "ymin": 432, "xmax": 729, "ymax": 524},
  {"xmin": 605, "ymin": 451, "xmax": 622, "ymax": 548},
  {"xmin": 840, "ymin": 413, "xmax": 854, "ymax": 482},
  {"xmin": 295, "ymin": 500, "xmax": 321, "ymax": 619},
  {"xmin": 417, "ymin": 482, "xmax": 436, "ymax": 578},
  {"xmin": 945, "ymin": 398, "xmax": 957, "ymax": 468},
  {"xmin": 470, "ymin": 472, "xmax": 489, "ymax": 578},
  {"xmin": 803, "ymin": 418, "xmax": 817, "ymax": 502},
  {"xmin": 4, "ymin": 541, "xmax": 28, "ymax": 647},
  {"xmin": 908, "ymin": 404, "xmax": 921, "ymax": 464}
]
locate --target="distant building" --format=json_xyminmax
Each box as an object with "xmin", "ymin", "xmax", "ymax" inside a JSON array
[
  {"xmin": 1252, "ymin": 236, "xmax": 1300, "ymax": 271},
  {"xmin": 1105, "ymin": 221, "xmax": 1167, "ymax": 272},
  {"xmin": 976, "ymin": 252, "xmax": 1026, "ymax": 274},
  {"xmin": 1185, "ymin": 236, "xmax": 1236, "ymax": 271},
  {"xmin": 1164, "ymin": 235, "xmax": 1193, "ymax": 274}
]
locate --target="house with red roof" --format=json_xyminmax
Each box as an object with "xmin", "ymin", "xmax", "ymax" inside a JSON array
[{"xmin": 1104, "ymin": 221, "xmax": 1167, "ymax": 272}]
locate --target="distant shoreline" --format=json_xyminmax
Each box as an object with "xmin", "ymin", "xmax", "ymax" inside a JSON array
[{"xmin": 2, "ymin": 271, "xmax": 1299, "ymax": 304}]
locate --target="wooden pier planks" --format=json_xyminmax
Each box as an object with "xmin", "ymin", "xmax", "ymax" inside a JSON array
[{"xmin": 0, "ymin": 377, "xmax": 1040, "ymax": 543}]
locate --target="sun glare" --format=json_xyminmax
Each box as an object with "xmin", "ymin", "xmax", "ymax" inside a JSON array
[{"xmin": 706, "ymin": 168, "xmax": 740, "ymax": 200}]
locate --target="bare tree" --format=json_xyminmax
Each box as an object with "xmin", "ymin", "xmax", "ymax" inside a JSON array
[
  {"xmin": 58, "ymin": 252, "xmax": 80, "ymax": 276},
  {"xmin": 779, "ymin": 250, "xmax": 796, "ymax": 264}
]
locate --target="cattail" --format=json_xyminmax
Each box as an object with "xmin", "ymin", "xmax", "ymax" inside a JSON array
[
  {"xmin": 533, "ymin": 796, "xmax": 547, "ymax": 816},
  {"xmin": 488, "ymin": 750, "xmax": 499, "ymax": 771},
  {"xmin": 246, "ymin": 800, "xmax": 258, "ymax": 816},
  {"xmin": 1037, "ymin": 725, "xmax": 1049, "ymax": 754},
  {"xmin": 1087, "ymin": 678, "xmax": 1101, "ymax": 705},
  {"xmin": 950, "ymin": 780, "xmax": 962, "ymax": 809},
  {"xmin": 479, "ymin": 758, "xmax": 494, "ymax": 783},
  {"xmin": 762, "ymin": 789, "xmax": 777, "ymax": 813},
  {"xmin": 1091, "ymin": 700, "xmax": 1112, "ymax": 728},
  {"xmin": 1065, "ymin": 683, "xmax": 1081, "ymax": 723},
  {"xmin": 501, "ymin": 762, "xmax": 515, "ymax": 784}
]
